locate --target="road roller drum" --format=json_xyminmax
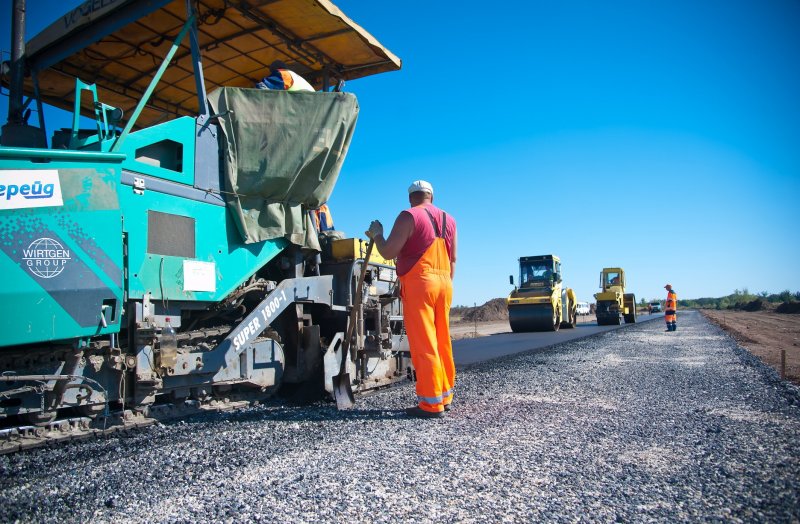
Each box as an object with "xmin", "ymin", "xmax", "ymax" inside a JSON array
[{"xmin": 509, "ymin": 304, "xmax": 559, "ymax": 332}]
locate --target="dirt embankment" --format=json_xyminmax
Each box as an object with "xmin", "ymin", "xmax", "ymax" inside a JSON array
[
  {"xmin": 449, "ymin": 299, "xmax": 508, "ymax": 340},
  {"xmin": 451, "ymin": 298, "xmax": 509, "ymax": 323},
  {"xmin": 701, "ymin": 309, "xmax": 800, "ymax": 385}
]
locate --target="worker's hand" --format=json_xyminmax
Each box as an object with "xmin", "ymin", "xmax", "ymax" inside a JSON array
[{"xmin": 366, "ymin": 220, "xmax": 383, "ymax": 239}]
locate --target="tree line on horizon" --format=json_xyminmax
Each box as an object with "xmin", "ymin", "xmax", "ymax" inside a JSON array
[{"xmin": 675, "ymin": 288, "xmax": 800, "ymax": 310}]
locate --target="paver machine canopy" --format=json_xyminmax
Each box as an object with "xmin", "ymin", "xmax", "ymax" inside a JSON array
[{"xmin": 8, "ymin": 0, "xmax": 401, "ymax": 137}]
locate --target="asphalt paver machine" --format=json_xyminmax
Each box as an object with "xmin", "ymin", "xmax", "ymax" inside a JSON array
[{"xmin": 0, "ymin": 0, "xmax": 406, "ymax": 446}]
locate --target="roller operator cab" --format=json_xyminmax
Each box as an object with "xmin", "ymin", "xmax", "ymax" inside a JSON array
[
  {"xmin": 507, "ymin": 254, "xmax": 577, "ymax": 332},
  {"xmin": 594, "ymin": 268, "xmax": 637, "ymax": 325},
  {"xmin": 0, "ymin": 0, "xmax": 405, "ymax": 441}
]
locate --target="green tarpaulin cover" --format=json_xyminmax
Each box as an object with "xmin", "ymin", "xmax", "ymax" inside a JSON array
[{"xmin": 208, "ymin": 87, "xmax": 359, "ymax": 250}]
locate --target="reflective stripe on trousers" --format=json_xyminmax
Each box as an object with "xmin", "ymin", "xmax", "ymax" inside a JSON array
[{"xmin": 399, "ymin": 236, "xmax": 455, "ymax": 414}]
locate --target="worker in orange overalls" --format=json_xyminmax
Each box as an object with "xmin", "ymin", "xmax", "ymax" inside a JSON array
[
  {"xmin": 664, "ymin": 284, "xmax": 678, "ymax": 331},
  {"xmin": 366, "ymin": 180, "xmax": 457, "ymax": 419}
]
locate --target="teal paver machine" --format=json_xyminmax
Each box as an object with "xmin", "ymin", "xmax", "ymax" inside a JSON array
[{"xmin": 0, "ymin": 0, "xmax": 406, "ymax": 445}]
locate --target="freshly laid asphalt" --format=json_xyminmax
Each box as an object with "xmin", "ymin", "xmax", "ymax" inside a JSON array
[
  {"xmin": 1, "ymin": 310, "xmax": 798, "ymax": 523},
  {"xmin": 453, "ymin": 313, "xmax": 662, "ymax": 366}
]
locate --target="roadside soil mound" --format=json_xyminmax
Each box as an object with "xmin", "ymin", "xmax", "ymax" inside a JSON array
[
  {"xmin": 741, "ymin": 299, "xmax": 766, "ymax": 312},
  {"xmin": 454, "ymin": 298, "xmax": 508, "ymax": 323},
  {"xmin": 777, "ymin": 301, "xmax": 800, "ymax": 314}
]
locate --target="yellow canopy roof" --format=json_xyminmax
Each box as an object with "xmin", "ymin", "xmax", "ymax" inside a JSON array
[{"xmin": 23, "ymin": 0, "xmax": 401, "ymax": 128}]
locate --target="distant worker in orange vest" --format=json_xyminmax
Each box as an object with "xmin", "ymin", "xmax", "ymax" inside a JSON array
[
  {"xmin": 366, "ymin": 180, "xmax": 457, "ymax": 419},
  {"xmin": 664, "ymin": 284, "xmax": 678, "ymax": 331}
]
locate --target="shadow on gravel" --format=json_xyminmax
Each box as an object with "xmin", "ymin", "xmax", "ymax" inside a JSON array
[{"xmin": 170, "ymin": 404, "xmax": 408, "ymax": 427}]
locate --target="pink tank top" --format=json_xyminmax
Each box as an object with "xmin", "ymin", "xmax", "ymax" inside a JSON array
[{"xmin": 396, "ymin": 204, "xmax": 456, "ymax": 276}]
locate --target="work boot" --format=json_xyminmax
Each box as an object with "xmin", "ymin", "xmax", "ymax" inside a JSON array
[
  {"xmin": 405, "ymin": 406, "xmax": 444, "ymax": 419},
  {"xmin": 443, "ymin": 404, "xmax": 451, "ymax": 412}
]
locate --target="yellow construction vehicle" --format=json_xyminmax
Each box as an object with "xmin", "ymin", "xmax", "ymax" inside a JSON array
[
  {"xmin": 594, "ymin": 268, "xmax": 637, "ymax": 325},
  {"xmin": 507, "ymin": 255, "xmax": 577, "ymax": 332}
]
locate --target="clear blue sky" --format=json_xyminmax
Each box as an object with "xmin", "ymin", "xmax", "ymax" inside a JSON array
[{"xmin": 2, "ymin": 0, "xmax": 798, "ymax": 307}]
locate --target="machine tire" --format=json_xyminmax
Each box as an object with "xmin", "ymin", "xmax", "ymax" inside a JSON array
[
  {"xmin": 561, "ymin": 304, "xmax": 577, "ymax": 329},
  {"xmin": 549, "ymin": 304, "xmax": 561, "ymax": 332},
  {"xmin": 623, "ymin": 293, "xmax": 637, "ymax": 324}
]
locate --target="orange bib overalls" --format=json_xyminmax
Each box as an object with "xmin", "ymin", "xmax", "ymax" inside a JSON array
[
  {"xmin": 399, "ymin": 209, "xmax": 455, "ymax": 414},
  {"xmin": 665, "ymin": 290, "xmax": 677, "ymax": 330}
]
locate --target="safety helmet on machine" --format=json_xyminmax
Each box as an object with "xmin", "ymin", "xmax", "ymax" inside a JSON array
[{"xmin": 408, "ymin": 180, "xmax": 434, "ymax": 196}]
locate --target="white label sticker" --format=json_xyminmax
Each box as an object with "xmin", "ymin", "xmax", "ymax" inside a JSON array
[
  {"xmin": 183, "ymin": 260, "xmax": 216, "ymax": 292},
  {"xmin": 0, "ymin": 170, "xmax": 64, "ymax": 210}
]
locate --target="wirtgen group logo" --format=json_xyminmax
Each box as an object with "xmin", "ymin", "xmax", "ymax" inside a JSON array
[{"xmin": 22, "ymin": 238, "xmax": 71, "ymax": 279}]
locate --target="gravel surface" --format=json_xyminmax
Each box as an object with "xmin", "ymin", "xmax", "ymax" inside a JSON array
[{"xmin": 2, "ymin": 310, "xmax": 799, "ymax": 523}]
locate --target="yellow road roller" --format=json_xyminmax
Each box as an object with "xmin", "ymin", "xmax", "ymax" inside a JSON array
[
  {"xmin": 594, "ymin": 267, "xmax": 637, "ymax": 325},
  {"xmin": 507, "ymin": 255, "xmax": 577, "ymax": 332}
]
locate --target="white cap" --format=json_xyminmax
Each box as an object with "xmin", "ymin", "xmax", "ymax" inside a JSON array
[{"xmin": 408, "ymin": 180, "xmax": 434, "ymax": 196}]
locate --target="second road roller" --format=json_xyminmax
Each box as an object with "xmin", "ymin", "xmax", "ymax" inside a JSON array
[
  {"xmin": 594, "ymin": 267, "xmax": 637, "ymax": 325},
  {"xmin": 507, "ymin": 254, "xmax": 577, "ymax": 332}
]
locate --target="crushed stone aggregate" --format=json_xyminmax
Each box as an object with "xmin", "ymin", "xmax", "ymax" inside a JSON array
[{"xmin": 1, "ymin": 311, "xmax": 798, "ymax": 523}]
